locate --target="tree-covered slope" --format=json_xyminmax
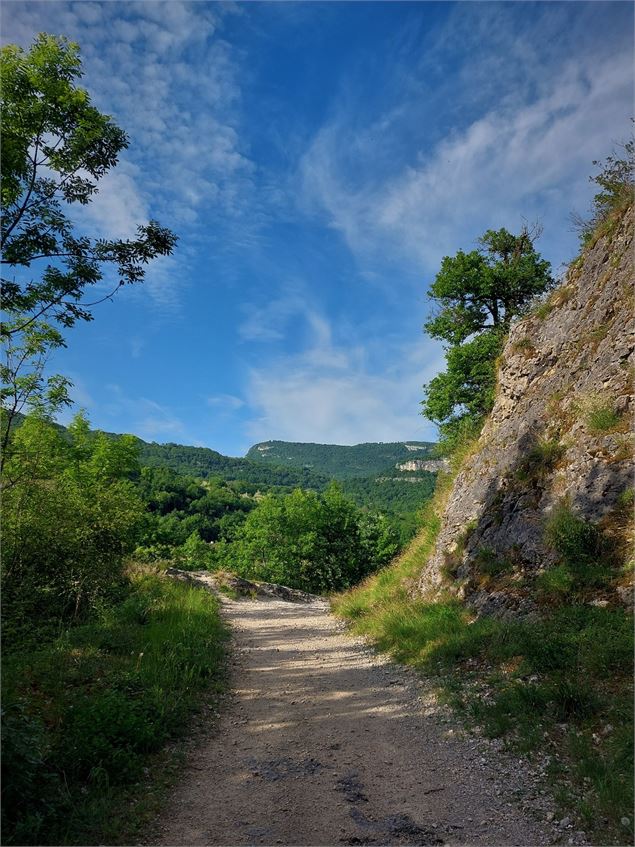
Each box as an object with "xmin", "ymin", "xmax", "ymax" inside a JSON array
[
  {"xmin": 137, "ymin": 441, "xmax": 329, "ymax": 489},
  {"xmin": 245, "ymin": 440, "xmax": 435, "ymax": 479}
]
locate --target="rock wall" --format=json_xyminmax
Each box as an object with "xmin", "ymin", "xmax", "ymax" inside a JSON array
[{"xmin": 417, "ymin": 208, "xmax": 634, "ymax": 613}]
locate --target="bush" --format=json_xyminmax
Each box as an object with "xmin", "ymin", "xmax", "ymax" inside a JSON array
[
  {"xmin": 545, "ymin": 503, "xmax": 601, "ymax": 571},
  {"xmin": 2, "ymin": 414, "xmax": 145, "ymax": 637},
  {"xmin": 573, "ymin": 138, "xmax": 634, "ymax": 246},
  {"xmin": 221, "ymin": 484, "xmax": 399, "ymax": 594}
]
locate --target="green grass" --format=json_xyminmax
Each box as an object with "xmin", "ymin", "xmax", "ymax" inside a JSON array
[
  {"xmin": 515, "ymin": 438, "xmax": 565, "ymax": 481},
  {"xmin": 1, "ymin": 568, "xmax": 228, "ymax": 845},
  {"xmin": 333, "ymin": 503, "xmax": 634, "ymax": 845},
  {"xmin": 586, "ymin": 401, "xmax": 622, "ymax": 434}
]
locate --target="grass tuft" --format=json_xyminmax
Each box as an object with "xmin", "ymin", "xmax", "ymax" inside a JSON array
[
  {"xmin": 586, "ymin": 402, "xmax": 622, "ymax": 434},
  {"xmin": 515, "ymin": 438, "xmax": 565, "ymax": 482}
]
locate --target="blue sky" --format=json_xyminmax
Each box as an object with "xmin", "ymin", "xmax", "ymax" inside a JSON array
[{"xmin": 4, "ymin": 1, "xmax": 633, "ymax": 456}]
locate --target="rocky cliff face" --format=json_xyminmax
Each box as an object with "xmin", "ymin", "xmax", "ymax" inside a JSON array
[{"xmin": 417, "ymin": 207, "xmax": 634, "ymax": 614}]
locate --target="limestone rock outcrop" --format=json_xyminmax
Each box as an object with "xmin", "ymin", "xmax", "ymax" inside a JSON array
[
  {"xmin": 397, "ymin": 459, "xmax": 450, "ymax": 473},
  {"xmin": 417, "ymin": 208, "xmax": 634, "ymax": 613}
]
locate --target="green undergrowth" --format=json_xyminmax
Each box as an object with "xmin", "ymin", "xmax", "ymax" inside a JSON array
[
  {"xmin": 1, "ymin": 568, "xmax": 228, "ymax": 845},
  {"xmin": 333, "ymin": 511, "xmax": 634, "ymax": 844}
]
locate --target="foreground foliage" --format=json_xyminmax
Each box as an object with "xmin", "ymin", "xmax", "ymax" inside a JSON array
[
  {"xmin": 2, "ymin": 412, "xmax": 145, "ymax": 639},
  {"xmin": 2, "ymin": 569, "xmax": 227, "ymax": 846},
  {"xmin": 1, "ymin": 34, "xmax": 176, "ymax": 335}
]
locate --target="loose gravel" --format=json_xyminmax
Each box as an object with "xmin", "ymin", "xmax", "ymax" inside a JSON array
[{"xmin": 148, "ymin": 578, "xmax": 585, "ymax": 846}]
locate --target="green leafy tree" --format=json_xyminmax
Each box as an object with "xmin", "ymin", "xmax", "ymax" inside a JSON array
[
  {"xmin": 422, "ymin": 227, "xmax": 553, "ymax": 448},
  {"xmin": 224, "ymin": 483, "xmax": 398, "ymax": 593},
  {"xmin": 2, "ymin": 412, "xmax": 145, "ymax": 629},
  {"xmin": 174, "ymin": 530, "xmax": 215, "ymax": 570},
  {"xmin": 0, "ymin": 317, "xmax": 71, "ymax": 472},
  {"xmin": 1, "ymin": 34, "xmax": 177, "ymax": 336}
]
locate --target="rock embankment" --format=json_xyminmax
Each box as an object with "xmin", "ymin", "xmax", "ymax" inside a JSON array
[
  {"xmin": 417, "ymin": 207, "xmax": 634, "ymax": 613},
  {"xmin": 396, "ymin": 459, "xmax": 450, "ymax": 473}
]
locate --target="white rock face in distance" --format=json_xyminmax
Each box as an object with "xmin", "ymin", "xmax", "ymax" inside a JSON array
[{"xmin": 397, "ymin": 459, "xmax": 450, "ymax": 473}]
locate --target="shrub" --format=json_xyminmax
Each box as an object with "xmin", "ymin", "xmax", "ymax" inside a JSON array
[
  {"xmin": 573, "ymin": 138, "xmax": 634, "ymax": 246},
  {"xmin": 546, "ymin": 503, "xmax": 600, "ymax": 566}
]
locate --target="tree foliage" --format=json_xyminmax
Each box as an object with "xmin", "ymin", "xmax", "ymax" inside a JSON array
[
  {"xmin": 220, "ymin": 484, "xmax": 399, "ymax": 594},
  {"xmin": 0, "ymin": 317, "xmax": 71, "ymax": 472},
  {"xmin": 2, "ymin": 412, "xmax": 145, "ymax": 635},
  {"xmin": 422, "ymin": 227, "xmax": 553, "ymax": 449},
  {"xmin": 424, "ymin": 227, "xmax": 552, "ymax": 344},
  {"xmin": 572, "ymin": 136, "xmax": 634, "ymax": 245},
  {"xmin": 1, "ymin": 34, "xmax": 177, "ymax": 335}
]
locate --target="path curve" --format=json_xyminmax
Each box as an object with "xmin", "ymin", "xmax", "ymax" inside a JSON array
[{"xmin": 150, "ymin": 582, "xmax": 578, "ymax": 846}]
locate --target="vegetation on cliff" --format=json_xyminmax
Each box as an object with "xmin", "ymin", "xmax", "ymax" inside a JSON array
[{"xmin": 422, "ymin": 226, "xmax": 553, "ymax": 450}]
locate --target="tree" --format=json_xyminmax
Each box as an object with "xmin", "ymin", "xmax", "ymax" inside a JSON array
[
  {"xmin": 0, "ymin": 316, "xmax": 71, "ymax": 474},
  {"xmin": 422, "ymin": 227, "xmax": 553, "ymax": 449},
  {"xmin": 223, "ymin": 484, "xmax": 398, "ymax": 594},
  {"xmin": 1, "ymin": 34, "xmax": 177, "ymax": 336}
]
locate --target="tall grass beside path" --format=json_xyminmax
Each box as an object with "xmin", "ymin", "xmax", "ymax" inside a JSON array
[{"xmin": 1, "ymin": 567, "xmax": 229, "ymax": 846}]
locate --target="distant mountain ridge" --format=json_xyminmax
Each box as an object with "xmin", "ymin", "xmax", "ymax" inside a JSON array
[
  {"xmin": 5, "ymin": 412, "xmax": 329, "ymax": 489},
  {"xmin": 136, "ymin": 440, "xmax": 330, "ymax": 488},
  {"xmin": 245, "ymin": 440, "xmax": 436, "ymax": 480}
]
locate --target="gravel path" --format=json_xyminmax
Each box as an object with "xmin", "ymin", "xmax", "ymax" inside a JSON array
[{"xmin": 150, "ymin": 581, "xmax": 579, "ymax": 846}]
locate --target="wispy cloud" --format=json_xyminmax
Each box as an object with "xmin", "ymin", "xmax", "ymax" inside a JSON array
[
  {"xmin": 244, "ymin": 312, "xmax": 444, "ymax": 445},
  {"xmin": 207, "ymin": 393, "xmax": 245, "ymax": 411},
  {"xmin": 299, "ymin": 4, "xmax": 633, "ymax": 275},
  {"xmin": 239, "ymin": 285, "xmax": 332, "ymax": 347},
  {"xmin": 102, "ymin": 384, "xmax": 185, "ymax": 441}
]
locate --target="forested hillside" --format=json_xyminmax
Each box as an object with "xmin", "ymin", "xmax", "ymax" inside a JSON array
[
  {"xmin": 138, "ymin": 440, "xmax": 329, "ymax": 489},
  {"xmin": 246, "ymin": 439, "xmax": 435, "ymax": 478}
]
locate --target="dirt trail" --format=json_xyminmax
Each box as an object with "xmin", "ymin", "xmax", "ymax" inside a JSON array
[{"xmin": 150, "ymin": 583, "xmax": 576, "ymax": 846}]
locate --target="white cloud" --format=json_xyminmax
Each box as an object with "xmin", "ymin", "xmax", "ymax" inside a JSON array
[
  {"xmin": 244, "ymin": 314, "xmax": 443, "ymax": 445},
  {"xmin": 207, "ymin": 393, "xmax": 245, "ymax": 411},
  {"xmin": 299, "ymin": 8, "xmax": 633, "ymax": 274},
  {"xmin": 82, "ymin": 163, "xmax": 148, "ymax": 240}
]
